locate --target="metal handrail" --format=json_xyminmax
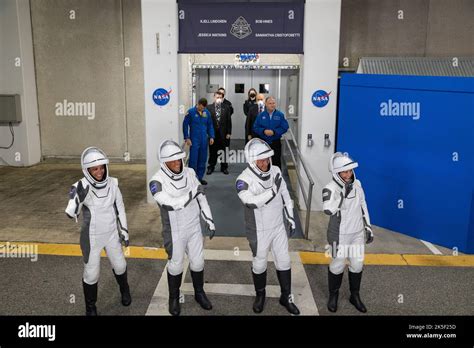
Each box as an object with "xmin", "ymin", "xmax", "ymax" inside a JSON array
[{"xmin": 283, "ymin": 126, "xmax": 314, "ymax": 239}]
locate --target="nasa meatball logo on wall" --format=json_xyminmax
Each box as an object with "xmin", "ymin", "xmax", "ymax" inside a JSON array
[
  {"xmin": 312, "ymin": 90, "xmax": 331, "ymax": 108},
  {"xmin": 153, "ymin": 88, "xmax": 172, "ymax": 106}
]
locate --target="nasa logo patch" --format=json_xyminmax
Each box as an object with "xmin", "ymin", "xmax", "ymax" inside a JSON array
[
  {"xmin": 150, "ymin": 181, "xmax": 159, "ymax": 195},
  {"xmin": 236, "ymin": 180, "xmax": 246, "ymax": 191}
]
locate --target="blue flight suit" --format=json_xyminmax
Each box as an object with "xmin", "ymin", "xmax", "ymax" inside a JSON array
[
  {"xmin": 252, "ymin": 109, "xmax": 289, "ymax": 144},
  {"xmin": 183, "ymin": 106, "xmax": 215, "ymax": 180}
]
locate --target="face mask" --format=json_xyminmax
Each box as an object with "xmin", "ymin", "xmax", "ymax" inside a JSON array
[
  {"xmin": 215, "ymin": 98, "xmax": 222, "ymax": 104},
  {"xmin": 257, "ymin": 100, "xmax": 264, "ymax": 107},
  {"xmin": 249, "ymin": 93, "xmax": 256, "ymax": 99}
]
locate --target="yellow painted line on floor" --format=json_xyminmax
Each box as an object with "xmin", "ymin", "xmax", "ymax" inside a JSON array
[
  {"xmin": 365, "ymin": 253, "xmax": 407, "ymax": 266},
  {"xmin": 299, "ymin": 251, "xmax": 474, "ymax": 267},
  {"xmin": 403, "ymin": 254, "xmax": 474, "ymax": 267},
  {"xmin": 2, "ymin": 241, "xmax": 473, "ymax": 267},
  {"xmin": 299, "ymin": 251, "xmax": 330, "ymax": 265},
  {"xmin": 0, "ymin": 241, "xmax": 168, "ymax": 260}
]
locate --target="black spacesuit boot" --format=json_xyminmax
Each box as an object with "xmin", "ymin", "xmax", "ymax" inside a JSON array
[
  {"xmin": 327, "ymin": 268, "xmax": 343, "ymax": 312},
  {"xmin": 82, "ymin": 280, "xmax": 98, "ymax": 316},
  {"xmin": 113, "ymin": 268, "xmax": 132, "ymax": 306},
  {"xmin": 190, "ymin": 270, "xmax": 212, "ymax": 310},
  {"xmin": 276, "ymin": 270, "xmax": 300, "ymax": 315},
  {"xmin": 167, "ymin": 271, "xmax": 183, "ymax": 316},
  {"xmin": 252, "ymin": 269, "xmax": 267, "ymax": 313},
  {"xmin": 349, "ymin": 271, "xmax": 367, "ymax": 313}
]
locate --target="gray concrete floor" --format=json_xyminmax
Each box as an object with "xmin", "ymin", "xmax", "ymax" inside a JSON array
[
  {"xmin": 0, "ymin": 254, "xmax": 165, "ymax": 315},
  {"xmin": 304, "ymin": 264, "xmax": 474, "ymax": 315},
  {"xmin": 0, "ymin": 253, "xmax": 472, "ymax": 316}
]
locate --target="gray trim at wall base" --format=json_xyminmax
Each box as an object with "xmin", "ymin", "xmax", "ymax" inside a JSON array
[
  {"xmin": 160, "ymin": 207, "xmax": 173, "ymax": 260},
  {"xmin": 244, "ymin": 207, "xmax": 258, "ymax": 257},
  {"xmin": 80, "ymin": 205, "xmax": 92, "ymax": 264}
]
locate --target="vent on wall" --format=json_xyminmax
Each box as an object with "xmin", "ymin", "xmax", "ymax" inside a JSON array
[
  {"xmin": 357, "ymin": 57, "xmax": 474, "ymax": 77},
  {"xmin": 0, "ymin": 95, "xmax": 22, "ymax": 123}
]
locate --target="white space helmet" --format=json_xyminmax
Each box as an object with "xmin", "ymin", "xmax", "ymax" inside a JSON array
[
  {"xmin": 81, "ymin": 147, "xmax": 109, "ymax": 189},
  {"xmin": 245, "ymin": 138, "xmax": 274, "ymax": 179},
  {"xmin": 158, "ymin": 139, "xmax": 186, "ymax": 180},
  {"xmin": 329, "ymin": 152, "xmax": 358, "ymax": 186}
]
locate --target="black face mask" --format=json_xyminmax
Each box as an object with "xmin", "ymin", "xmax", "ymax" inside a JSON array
[{"xmin": 249, "ymin": 94, "xmax": 256, "ymax": 99}]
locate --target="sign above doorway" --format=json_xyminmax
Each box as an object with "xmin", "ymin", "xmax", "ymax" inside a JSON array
[{"xmin": 178, "ymin": 0, "xmax": 304, "ymax": 53}]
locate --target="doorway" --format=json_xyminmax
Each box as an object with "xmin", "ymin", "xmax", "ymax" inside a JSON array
[{"xmin": 193, "ymin": 67, "xmax": 299, "ymax": 140}]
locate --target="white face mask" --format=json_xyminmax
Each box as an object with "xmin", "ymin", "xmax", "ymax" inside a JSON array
[
  {"xmin": 257, "ymin": 100, "xmax": 265, "ymax": 107},
  {"xmin": 215, "ymin": 98, "xmax": 222, "ymax": 104}
]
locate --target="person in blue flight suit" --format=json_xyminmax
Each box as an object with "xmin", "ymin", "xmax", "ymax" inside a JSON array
[
  {"xmin": 252, "ymin": 96, "xmax": 289, "ymax": 168},
  {"xmin": 183, "ymin": 98, "xmax": 215, "ymax": 185}
]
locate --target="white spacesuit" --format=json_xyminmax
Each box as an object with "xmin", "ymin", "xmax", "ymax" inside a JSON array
[
  {"xmin": 236, "ymin": 138, "xmax": 299, "ymax": 315},
  {"xmin": 149, "ymin": 140, "xmax": 215, "ymax": 316},
  {"xmin": 65, "ymin": 147, "xmax": 131, "ymax": 316},
  {"xmin": 323, "ymin": 152, "xmax": 373, "ymax": 313}
]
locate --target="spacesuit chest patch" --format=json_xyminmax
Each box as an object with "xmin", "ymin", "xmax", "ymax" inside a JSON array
[{"xmin": 236, "ymin": 180, "xmax": 248, "ymax": 192}]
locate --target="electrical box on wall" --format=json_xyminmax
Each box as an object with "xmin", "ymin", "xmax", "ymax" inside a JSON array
[
  {"xmin": 206, "ymin": 84, "xmax": 219, "ymax": 93},
  {"xmin": 0, "ymin": 95, "xmax": 22, "ymax": 123}
]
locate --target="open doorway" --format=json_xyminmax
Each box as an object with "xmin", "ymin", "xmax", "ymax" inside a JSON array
[{"xmin": 193, "ymin": 66, "xmax": 299, "ymax": 140}]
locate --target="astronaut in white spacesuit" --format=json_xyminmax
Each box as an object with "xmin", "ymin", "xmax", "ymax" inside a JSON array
[
  {"xmin": 65, "ymin": 147, "xmax": 131, "ymax": 316},
  {"xmin": 149, "ymin": 140, "xmax": 215, "ymax": 316},
  {"xmin": 236, "ymin": 138, "xmax": 300, "ymax": 315},
  {"xmin": 323, "ymin": 152, "xmax": 373, "ymax": 313}
]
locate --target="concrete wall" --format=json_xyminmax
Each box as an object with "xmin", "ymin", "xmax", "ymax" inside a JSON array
[
  {"xmin": 122, "ymin": 0, "xmax": 145, "ymax": 158},
  {"xmin": 30, "ymin": 0, "xmax": 145, "ymax": 159},
  {"xmin": 339, "ymin": 0, "xmax": 474, "ymax": 70},
  {"xmin": 0, "ymin": 0, "xmax": 41, "ymax": 167}
]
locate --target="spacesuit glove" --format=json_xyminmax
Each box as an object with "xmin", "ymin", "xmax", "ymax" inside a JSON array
[
  {"xmin": 76, "ymin": 181, "xmax": 90, "ymax": 203},
  {"xmin": 206, "ymin": 222, "xmax": 216, "ymax": 240},
  {"xmin": 197, "ymin": 185, "xmax": 206, "ymax": 196},
  {"xmin": 287, "ymin": 218, "xmax": 296, "ymax": 237},
  {"xmin": 365, "ymin": 226, "xmax": 374, "ymax": 244},
  {"xmin": 119, "ymin": 229, "xmax": 130, "ymax": 247}
]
